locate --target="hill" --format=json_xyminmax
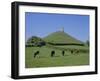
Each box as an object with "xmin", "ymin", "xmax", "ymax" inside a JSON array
[{"xmin": 43, "ymin": 31, "xmax": 84, "ymax": 45}]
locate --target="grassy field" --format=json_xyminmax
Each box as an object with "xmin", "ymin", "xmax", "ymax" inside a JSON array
[{"xmin": 25, "ymin": 45, "xmax": 89, "ymax": 68}]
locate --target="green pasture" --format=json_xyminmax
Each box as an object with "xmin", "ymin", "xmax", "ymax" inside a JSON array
[{"xmin": 25, "ymin": 45, "xmax": 89, "ymax": 68}]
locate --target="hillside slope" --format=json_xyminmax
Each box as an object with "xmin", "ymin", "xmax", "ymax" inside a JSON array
[{"xmin": 44, "ymin": 31, "xmax": 83, "ymax": 45}]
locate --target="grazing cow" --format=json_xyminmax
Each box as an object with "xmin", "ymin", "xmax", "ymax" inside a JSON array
[
  {"xmin": 75, "ymin": 50, "xmax": 79, "ymax": 54},
  {"xmin": 34, "ymin": 51, "xmax": 39, "ymax": 58},
  {"xmin": 62, "ymin": 51, "xmax": 65, "ymax": 56},
  {"xmin": 51, "ymin": 51, "xmax": 55, "ymax": 57},
  {"xmin": 73, "ymin": 49, "xmax": 79, "ymax": 54},
  {"xmin": 70, "ymin": 50, "xmax": 74, "ymax": 54}
]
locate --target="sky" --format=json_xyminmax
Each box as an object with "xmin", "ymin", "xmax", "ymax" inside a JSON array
[{"xmin": 25, "ymin": 12, "xmax": 89, "ymax": 42}]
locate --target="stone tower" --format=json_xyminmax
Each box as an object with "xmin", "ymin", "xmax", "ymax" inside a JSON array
[{"xmin": 61, "ymin": 27, "xmax": 64, "ymax": 32}]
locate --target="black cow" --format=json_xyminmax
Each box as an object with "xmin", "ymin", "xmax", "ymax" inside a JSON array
[
  {"xmin": 71, "ymin": 49, "xmax": 79, "ymax": 54},
  {"xmin": 71, "ymin": 50, "xmax": 74, "ymax": 54},
  {"xmin": 51, "ymin": 51, "xmax": 55, "ymax": 57},
  {"xmin": 34, "ymin": 51, "xmax": 39, "ymax": 58},
  {"xmin": 62, "ymin": 51, "xmax": 65, "ymax": 56},
  {"xmin": 75, "ymin": 50, "xmax": 79, "ymax": 54}
]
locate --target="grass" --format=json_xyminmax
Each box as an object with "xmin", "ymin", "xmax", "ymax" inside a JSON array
[
  {"xmin": 25, "ymin": 45, "xmax": 89, "ymax": 68},
  {"xmin": 43, "ymin": 31, "xmax": 83, "ymax": 44}
]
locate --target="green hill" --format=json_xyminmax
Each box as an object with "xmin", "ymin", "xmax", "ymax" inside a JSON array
[{"xmin": 43, "ymin": 31, "xmax": 84, "ymax": 45}]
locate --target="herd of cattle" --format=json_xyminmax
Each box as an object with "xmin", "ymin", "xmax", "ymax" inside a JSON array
[{"xmin": 33, "ymin": 49, "xmax": 89, "ymax": 58}]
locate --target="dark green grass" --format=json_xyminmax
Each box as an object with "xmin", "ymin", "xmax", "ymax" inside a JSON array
[{"xmin": 25, "ymin": 46, "xmax": 89, "ymax": 68}]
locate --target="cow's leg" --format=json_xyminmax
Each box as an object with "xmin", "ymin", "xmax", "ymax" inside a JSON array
[
  {"xmin": 34, "ymin": 53, "xmax": 36, "ymax": 58},
  {"xmin": 62, "ymin": 51, "xmax": 65, "ymax": 56}
]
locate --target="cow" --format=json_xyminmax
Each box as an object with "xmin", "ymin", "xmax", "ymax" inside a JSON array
[
  {"xmin": 70, "ymin": 50, "xmax": 74, "ymax": 54},
  {"xmin": 62, "ymin": 51, "xmax": 65, "ymax": 56},
  {"xmin": 75, "ymin": 50, "xmax": 79, "ymax": 54},
  {"xmin": 51, "ymin": 51, "xmax": 55, "ymax": 57},
  {"xmin": 70, "ymin": 49, "xmax": 79, "ymax": 54},
  {"xmin": 34, "ymin": 51, "xmax": 39, "ymax": 58}
]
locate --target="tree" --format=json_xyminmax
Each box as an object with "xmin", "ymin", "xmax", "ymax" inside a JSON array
[{"xmin": 26, "ymin": 36, "xmax": 46, "ymax": 47}]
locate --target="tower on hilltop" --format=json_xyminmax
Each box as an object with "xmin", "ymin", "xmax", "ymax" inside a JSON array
[{"xmin": 60, "ymin": 27, "xmax": 64, "ymax": 32}]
